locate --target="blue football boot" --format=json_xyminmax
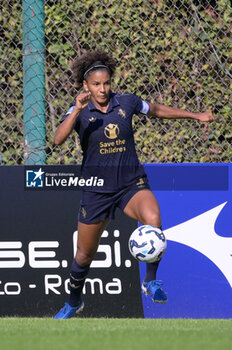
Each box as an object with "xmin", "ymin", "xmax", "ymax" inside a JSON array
[
  {"xmin": 142, "ymin": 280, "xmax": 168, "ymax": 303},
  {"xmin": 54, "ymin": 300, "xmax": 84, "ymax": 319}
]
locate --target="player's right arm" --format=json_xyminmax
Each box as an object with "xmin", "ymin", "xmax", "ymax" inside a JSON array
[{"xmin": 54, "ymin": 92, "xmax": 91, "ymax": 145}]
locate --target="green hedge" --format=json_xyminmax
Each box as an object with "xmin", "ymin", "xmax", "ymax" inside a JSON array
[{"xmin": 1, "ymin": 0, "xmax": 231, "ymax": 164}]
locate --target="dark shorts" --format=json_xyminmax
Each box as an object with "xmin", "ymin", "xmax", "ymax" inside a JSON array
[{"xmin": 78, "ymin": 176, "xmax": 150, "ymax": 224}]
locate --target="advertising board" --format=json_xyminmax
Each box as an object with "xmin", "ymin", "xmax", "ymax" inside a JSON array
[{"xmin": 0, "ymin": 164, "xmax": 231, "ymax": 318}]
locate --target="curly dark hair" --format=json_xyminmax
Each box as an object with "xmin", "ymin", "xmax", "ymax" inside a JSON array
[{"xmin": 72, "ymin": 49, "xmax": 116, "ymax": 86}]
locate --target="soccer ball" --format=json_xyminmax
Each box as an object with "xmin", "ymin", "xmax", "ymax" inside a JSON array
[{"xmin": 128, "ymin": 225, "xmax": 167, "ymax": 263}]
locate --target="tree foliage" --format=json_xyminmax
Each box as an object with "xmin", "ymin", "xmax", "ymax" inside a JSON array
[{"xmin": 1, "ymin": 0, "xmax": 231, "ymax": 164}]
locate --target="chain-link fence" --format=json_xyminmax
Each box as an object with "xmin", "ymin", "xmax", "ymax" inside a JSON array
[{"xmin": 1, "ymin": 0, "xmax": 232, "ymax": 165}]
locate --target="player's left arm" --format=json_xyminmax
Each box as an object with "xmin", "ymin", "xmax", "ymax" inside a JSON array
[{"xmin": 147, "ymin": 103, "xmax": 215, "ymax": 122}]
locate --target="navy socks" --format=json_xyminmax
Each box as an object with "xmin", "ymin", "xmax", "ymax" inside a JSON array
[
  {"xmin": 144, "ymin": 260, "xmax": 161, "ymax": 283},
  {"xmin": 68, "ymin": 259, "xmax": 90, "ymax": 307},
  {"xmin": 144, "ymin": 226, "xmax": 163, "ymax": 282}
]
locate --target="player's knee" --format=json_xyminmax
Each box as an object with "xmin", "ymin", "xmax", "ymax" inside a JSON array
[
  {"xmin": 75, "ymin": 249, "xmax": 94, "ymax": 266},
  {"xmin": 140, "ymin": 211, "xmax": 161, "ymax": 228}
]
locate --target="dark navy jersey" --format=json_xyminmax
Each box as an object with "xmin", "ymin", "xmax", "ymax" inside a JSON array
[{"xmin": 61, "ymin": 92, "xmax": 150, "ymax": 192}]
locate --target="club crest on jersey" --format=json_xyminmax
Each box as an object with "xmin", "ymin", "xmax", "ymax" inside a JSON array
[
  {"xmin": 81, "ymin": 207, "xmax": 87, "ymax": 218},
  {"xmin": 118, "ymin": 108, "xmax": 126, "ymax": 119},
  {"xmin": 104, "ymin": 123, "xmax": 120, "ymax": 139},
  {"xmin": 136, "ymin": 178, "xmax": 145, "ymax": 188}
]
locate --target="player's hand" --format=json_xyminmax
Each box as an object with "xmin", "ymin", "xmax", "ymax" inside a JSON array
[
  {"xmin": 196, "ymin": 111, "xmax": 215, "ymax": 122},
  {"xmin": 75, "ymin": 92, "xmax": 91, "ymax": 111}
]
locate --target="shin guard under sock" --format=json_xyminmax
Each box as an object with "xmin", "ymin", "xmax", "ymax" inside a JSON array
[
  {"xmin": 144, "ymin": 225, "xmax": 163, "ymax": 283},
  {"xmin": 68, "ymin": 259, "xmax": 90, "ymax": 307},
  {"xmin": 144, "ymin": 260, "xmax": 161, "ymax": 283}
]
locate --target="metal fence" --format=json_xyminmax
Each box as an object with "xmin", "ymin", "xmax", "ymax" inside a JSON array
[{"xmin": 1, "ymin": 0, "xmax": 232, "ymax": 165}]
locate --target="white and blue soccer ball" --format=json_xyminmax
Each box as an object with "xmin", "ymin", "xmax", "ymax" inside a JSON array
[{"xmin": 128, "ymin": 225, "xmax": 167, "ymax": 263}]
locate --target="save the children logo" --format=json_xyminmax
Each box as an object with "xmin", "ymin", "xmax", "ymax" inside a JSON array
[
  {"xmin": 104, "ymin": 124, "xmax": 119, "ymax": 139},
  {"xmin": 26, "ymin": 168, "xmax": 44, "ymax": 188}
]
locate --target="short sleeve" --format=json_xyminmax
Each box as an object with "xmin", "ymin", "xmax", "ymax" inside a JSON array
[
  {"xmin": 140, "ymin": 100, "xmax": 150, "ymax": 114},
  {"xmin": 132, "ymin": 95, "xmax": 150, "ymax": 115},
  {"xmin": 60, "ymin": 103, "xmax": 76, "ymax": 122}
]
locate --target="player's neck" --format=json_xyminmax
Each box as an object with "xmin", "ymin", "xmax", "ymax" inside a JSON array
[{"xmin": 91, "ymin": 99, "xmax": 110, "ymax": 113}]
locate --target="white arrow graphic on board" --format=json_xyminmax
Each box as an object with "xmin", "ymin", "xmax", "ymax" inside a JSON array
[{"xmin": 164, "ymin": 202, "xmax": 232, "ymax": 287}]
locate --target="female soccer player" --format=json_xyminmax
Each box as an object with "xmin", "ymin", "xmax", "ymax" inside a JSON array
[{"xmin": 54, "ymin": 49, "xmax": 215, "ymax": 319}]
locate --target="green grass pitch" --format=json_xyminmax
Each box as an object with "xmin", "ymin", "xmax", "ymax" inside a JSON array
[{"xmin": 0, "ymin": 318, "xmax": 231, "ymax": 350}]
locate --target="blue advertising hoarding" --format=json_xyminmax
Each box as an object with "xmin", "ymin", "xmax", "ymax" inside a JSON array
[{"xmin": 141, "ymin": 164, "xmax": 232, "ymax": 318}]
